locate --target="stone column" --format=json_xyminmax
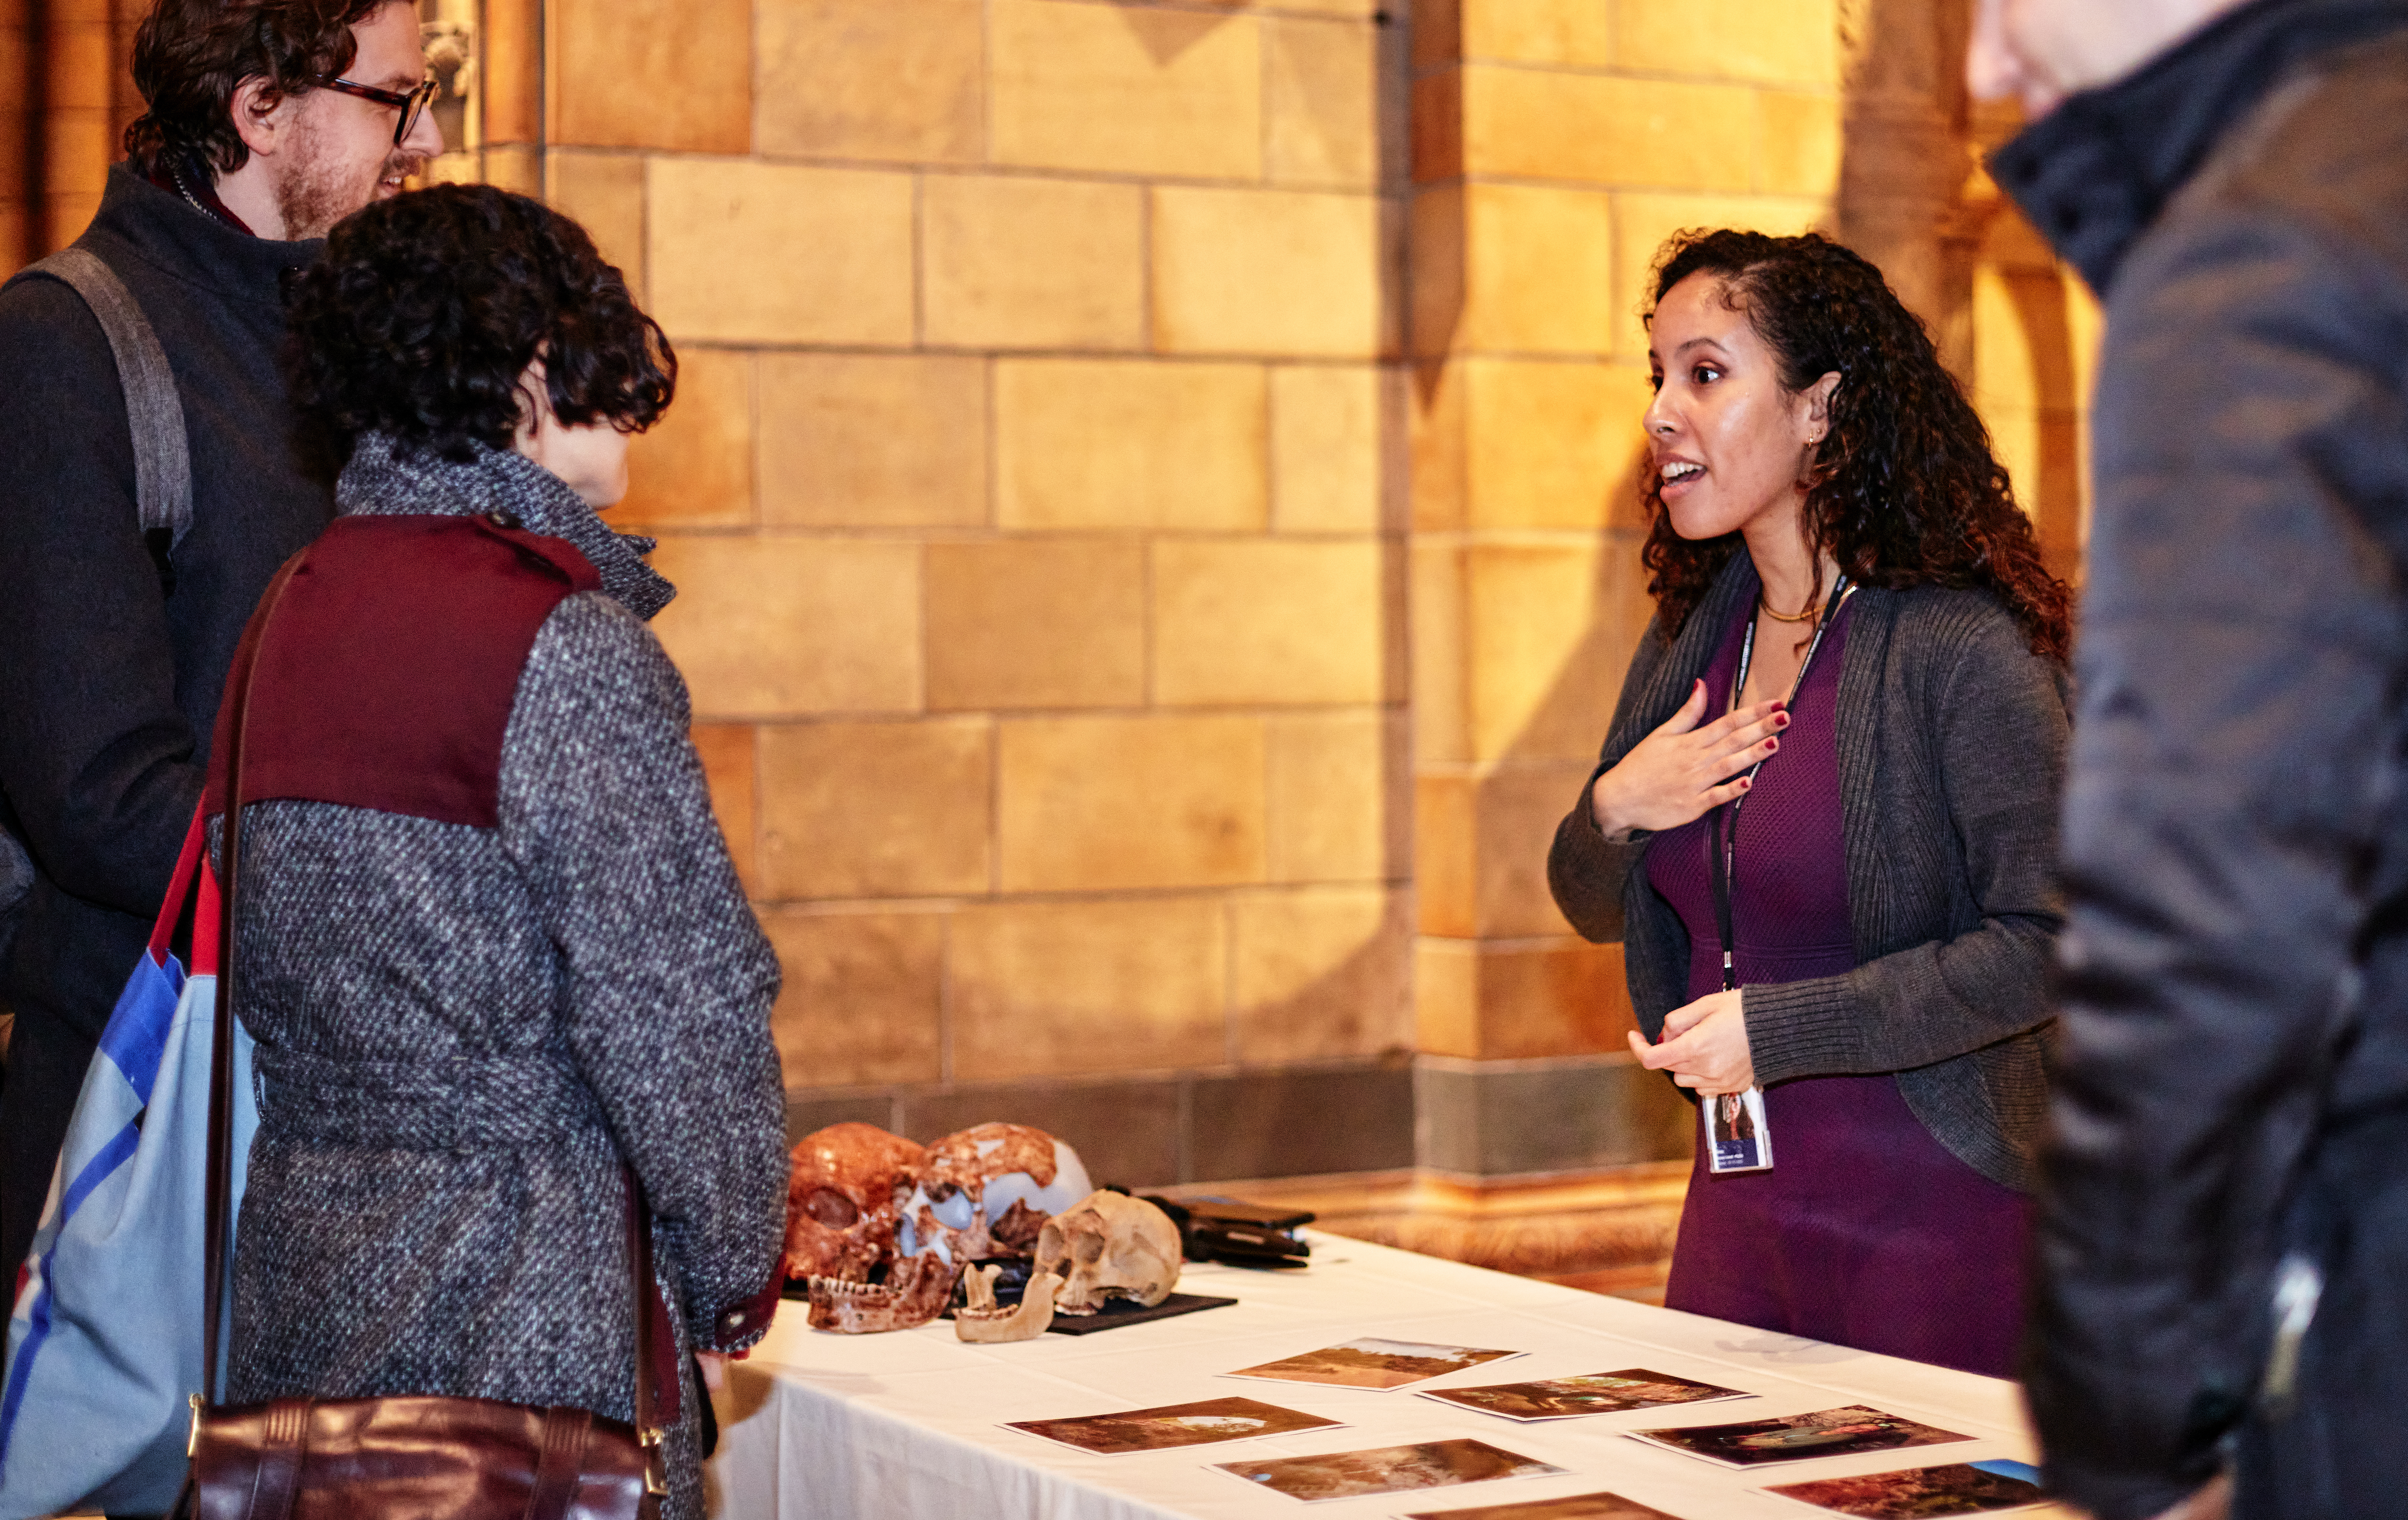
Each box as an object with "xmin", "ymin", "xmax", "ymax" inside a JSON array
[
  {"xmin": 480, "ymin": 0, "xmax": 544, "ymax": 195},
  {"xmin": 1, "ymin": 0, "xmax": 31, "ymax": 272},
  {"xmin": 1836, "ymin": 0, "xmax": 1991, "ymax": 376},
  {"xmin": 38, "ymin": 0, "xmax": 116, "ymax": 253},
  {"xmin": 1405, "ymin": 0, "xmax": 1841, "ymax": 1182}
]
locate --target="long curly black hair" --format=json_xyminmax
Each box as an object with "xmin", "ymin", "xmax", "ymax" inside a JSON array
[
  {"xmin": 1639, "ymin": 229, "xmax": 2070, "ymax": 662},
  {"xmin": 284, "ymin": 184, "xmax": 675, "ymax": 464}
]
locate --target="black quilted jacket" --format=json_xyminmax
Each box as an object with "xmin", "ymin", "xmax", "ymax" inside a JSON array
[{"xmin": 1995, "ymin": 2, "xmax": 2408, "ymax": 1516}]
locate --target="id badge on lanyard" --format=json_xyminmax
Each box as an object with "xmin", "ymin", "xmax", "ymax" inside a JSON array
[{"xmin": 1702, "ymin": 577, "xmax": 1852, "ymax": 1176}]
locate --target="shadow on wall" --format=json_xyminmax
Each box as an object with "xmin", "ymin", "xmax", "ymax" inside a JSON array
[{"xmin": 1120, "ymin": 4, "xmax": 1244, "ymax": 66}]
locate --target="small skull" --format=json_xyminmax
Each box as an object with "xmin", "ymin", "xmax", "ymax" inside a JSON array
[
  {"xmin": 1033, "ymin": 1191, "xmax": 1183, "ymax": 1315},
  {"xmin": 783, "ymin": 1122, "xmax": 958, "ymax": 1333},
  {"xmin": 905, "ymin": 1123, "xmax": 1093, "ymax": 1263}
]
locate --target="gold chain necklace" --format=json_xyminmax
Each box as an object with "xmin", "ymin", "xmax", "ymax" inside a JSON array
[{"xmin": 1757, "ymin": 592, "xmax": 1819, "ymax": 623}]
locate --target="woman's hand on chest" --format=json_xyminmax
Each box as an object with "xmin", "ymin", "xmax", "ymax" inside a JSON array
[{"xmin": 1591, "ymin": 679, "xmax": 1789, "ymax": 837}]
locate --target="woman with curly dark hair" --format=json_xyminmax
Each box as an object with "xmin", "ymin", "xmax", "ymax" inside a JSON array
[
  {"xmin": 203, "ymin": 184, "xmax": 785, "ymax": 1516},
  {"xmin": 1547, "ymin": 229, "xmax": 2071, "ymax": 1375}
]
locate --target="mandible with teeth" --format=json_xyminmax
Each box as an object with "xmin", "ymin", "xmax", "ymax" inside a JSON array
[{"xmin": 783, "ymin": 1122, "xmax": 961, "ymax": 1333}]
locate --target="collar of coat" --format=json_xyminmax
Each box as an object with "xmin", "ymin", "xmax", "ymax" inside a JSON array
[
  {"xmin": 336, "ymin": 432, "xmax": 675, "ymax": 622},
  {"xmin": 1989, "ymin": 0, "xmax": 2408, "ymax": 295}
]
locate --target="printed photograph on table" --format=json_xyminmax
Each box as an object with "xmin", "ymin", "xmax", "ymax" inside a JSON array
[
  {"xmin": 1225, "ymin": 1337, "xmax": 1525, "ymax": 1391},
  {"xmin": 1402, "ymin": 1489, "xmax": 1685, "ymax": 1519},
  {"xmin": 1213, "ymin": 1437, "xmax": 1563, "ymax": 1503},
  {"xmin": 1004, "ymin": 1396, "xmax": 1343, "ymax": 1456},
  {"xmin": 1628, "ymin": 1405, "xmax": 1972, "ymax": 1468},
  {"xmin": 1419, "ymin": 1367, "xmax": 1751, "ymax": 1421},
  {"xmin": 1762, "ymin": 1459, "xmax": 2047, "ymax": 1517}
]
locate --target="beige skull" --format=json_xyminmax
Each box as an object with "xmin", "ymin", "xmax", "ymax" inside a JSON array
[
  {"xmin": 1033, "ymin": 1191, "xmax": 1183, "ymax": 1314},
  {"xmin": 783, "ymin": 1122, "xmax": 958, "ymax": 1333}
]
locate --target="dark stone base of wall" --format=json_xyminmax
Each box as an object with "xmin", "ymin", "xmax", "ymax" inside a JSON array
[{"xmin": 786, "ymin": 1053, "xmax": 1693, "ymax": 1187}]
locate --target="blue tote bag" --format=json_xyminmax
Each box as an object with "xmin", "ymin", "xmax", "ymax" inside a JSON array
[{"xmin": 0, "ymin": 810, "xmax": 257, "ymax": 1518}]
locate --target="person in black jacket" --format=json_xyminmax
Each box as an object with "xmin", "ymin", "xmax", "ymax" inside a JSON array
[
  {"xmin": 1976, "ymin": 1, "xmax": 2408, "ymax": 1518},
  {"xmin": 0, "ymin": 0, "xmax": 440, "ymax": 1290}
]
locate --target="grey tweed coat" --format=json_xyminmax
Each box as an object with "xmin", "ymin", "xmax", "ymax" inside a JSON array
[
  {"xmin": 217, "ymin": 435, "xmax": 786, "ymax": 1519},
  {"xmin": 1547, "ymin": 550, "xmax": 2070, "ymax": 1191}
]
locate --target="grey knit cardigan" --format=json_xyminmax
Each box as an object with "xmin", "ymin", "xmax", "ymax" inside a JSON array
[{"xmin": 1547, "ymin": 551, "xmax": 2070, "ymax": 1191}]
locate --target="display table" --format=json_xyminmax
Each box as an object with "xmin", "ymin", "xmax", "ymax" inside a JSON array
[{"xmin": 708, "ymin": 1231, "xmax": 2068, "ymax": 1520}]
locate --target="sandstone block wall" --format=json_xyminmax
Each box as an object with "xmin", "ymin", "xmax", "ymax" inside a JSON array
[
  {"xmin": 0, "ymin": 0, "xmax": 2099, "ymax": 1191},
  {"xmin": 519, "ymin": 0, "xmax": 1418, "ymax": 1181},
  {"xmin": 1408, "ymin": 0, "xmax": 1831, "ymax": 1115}
]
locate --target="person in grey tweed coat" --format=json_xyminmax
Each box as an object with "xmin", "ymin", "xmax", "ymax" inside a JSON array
[{"xmin": 214, "ymin": 186, "xmax": 785, "ymax": 1518}]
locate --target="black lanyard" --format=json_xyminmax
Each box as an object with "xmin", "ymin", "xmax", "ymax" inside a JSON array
[{"xmin": 1706, "ymin": 576, "xmax": 1853, "ymax": 993}]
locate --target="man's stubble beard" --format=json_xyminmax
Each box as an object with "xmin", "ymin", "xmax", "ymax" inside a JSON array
[{"xmin": 273, "ymin": 114, "xmax": 421, "ymax": 240}]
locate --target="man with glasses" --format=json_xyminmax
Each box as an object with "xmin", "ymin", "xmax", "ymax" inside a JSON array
[{"xmin": 0, "ymin": 0, "xmax": 441, "ymax": 1295}]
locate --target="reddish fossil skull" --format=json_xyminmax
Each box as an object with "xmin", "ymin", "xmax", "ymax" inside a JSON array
[
  {"xmin": 906, "ymin": 1122, "xmax": 1095, "ymax": 1263},
  {"xmin": 784, "ymin": 1122, "xmax": 958, "ymax": 1333}
]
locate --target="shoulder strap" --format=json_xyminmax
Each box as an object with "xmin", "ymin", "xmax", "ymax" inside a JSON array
[
  {"xmin": 202, "ymin": 554, "xmax": 301, "ymax": 1401},
  {"xmin": 16, "ymin": 249, "xmax": 194, "ymax": 552}
]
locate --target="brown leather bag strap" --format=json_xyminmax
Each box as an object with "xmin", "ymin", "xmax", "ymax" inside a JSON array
[
  {"xmin": 249, "ymin": 1400, "xmax": 311, "ymax": 1520},
  {"xmin": 527, "ymin": 1405, "xmax": 595, "ymax": 1520},
  {"xmin": 203, "ymin": 554, "xmax": 303, "ymax": 1401},
  {"xmin": 626, "ymin": 1167, "xmax": 670, "ymax": 1492}
]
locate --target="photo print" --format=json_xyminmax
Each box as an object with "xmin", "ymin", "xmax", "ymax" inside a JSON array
[
  {"xmin": 1419, "ymin": 1368, "xmax": 1750, "ymax": 1422},
  {"xmin": 1628, "ymin": 1405, "xmax": 1973, "ymax": 1468},
  {"xmin": 1402, "ymin": 1491, "xmax": 1684, "ymax": 1520},
  {"xmin": 1213, "ymin": 1437, "xmax": 1562, "ymax": 1503},
  {"xmin": 1763, "ymin": 1460, "xmax": 2046, "ymax": 1518},
  {"xmin": 1225, "ymin": 1337, "xmax": 1525, "ymax": 1391},
  {"xmin": 1005, "ymin": 1396, "xmax": 1342, "ymax": 1456}
]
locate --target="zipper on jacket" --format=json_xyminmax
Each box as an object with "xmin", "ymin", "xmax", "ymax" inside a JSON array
[{"xmin": 2261, "ymin": 1252, "xmax": 2323, "ymax": 1419}]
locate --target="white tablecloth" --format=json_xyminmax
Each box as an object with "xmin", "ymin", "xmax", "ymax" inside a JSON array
[{"xmin": 708, "ymin": 1231, "xmax": 2069, "ymax": 1520}]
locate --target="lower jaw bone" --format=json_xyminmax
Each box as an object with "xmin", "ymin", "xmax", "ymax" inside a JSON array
[
  {"xmin": 955, "ymin": 1267, "xmax": 1061, "ymax": 1344},
  {"xmin": 806, "ymin": 1254, "xmax": 962, "ymax": 1333}
]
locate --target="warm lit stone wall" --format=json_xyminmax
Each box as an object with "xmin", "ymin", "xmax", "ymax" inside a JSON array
[
  {"xmin": 0, "ymin": 0, "xmax": 25, "ymax": 270},
  {"xmin": 0, "ymin": 0, "xmax": 2097, "ymax": 1200},
  {"xmin": 518, "ymin": 0, "xmax": 1417, "ymax": 1184},
  {"xmin": 1404, "ymin": 0, "xmax": 1841, "ymax": 1174},
  {"xmin": 6, "ymin": 0, "xmax": 146, "ymax": 267}
]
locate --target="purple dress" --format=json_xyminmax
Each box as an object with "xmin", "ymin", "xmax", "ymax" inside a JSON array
[{"xmin": 1644, "ymin": 598, "xmax": 2033, "ymax": 1377}]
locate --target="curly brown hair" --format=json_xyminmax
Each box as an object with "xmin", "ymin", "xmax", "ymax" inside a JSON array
[
  {"xmin": 283, "ymin": 185, "xmax": 675, "ymax": 464},
  {"xmin": 1639, "ymin": 229, "xmax": 2071, "ymax": 662},
  {"xmin": 125, "ymin": 0, "xmax": 387, "ymax": 178}
]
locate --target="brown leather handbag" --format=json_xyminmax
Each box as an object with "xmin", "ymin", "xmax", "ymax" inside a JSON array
[{"xmin": 174, "ymin": 559, "xmax": 673, "ymax": 1520}]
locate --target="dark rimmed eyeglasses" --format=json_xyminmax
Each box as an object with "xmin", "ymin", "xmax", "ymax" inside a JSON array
[{"xmin": 312, "ymin": 75, "xmax": 440, "ymax": 147}]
